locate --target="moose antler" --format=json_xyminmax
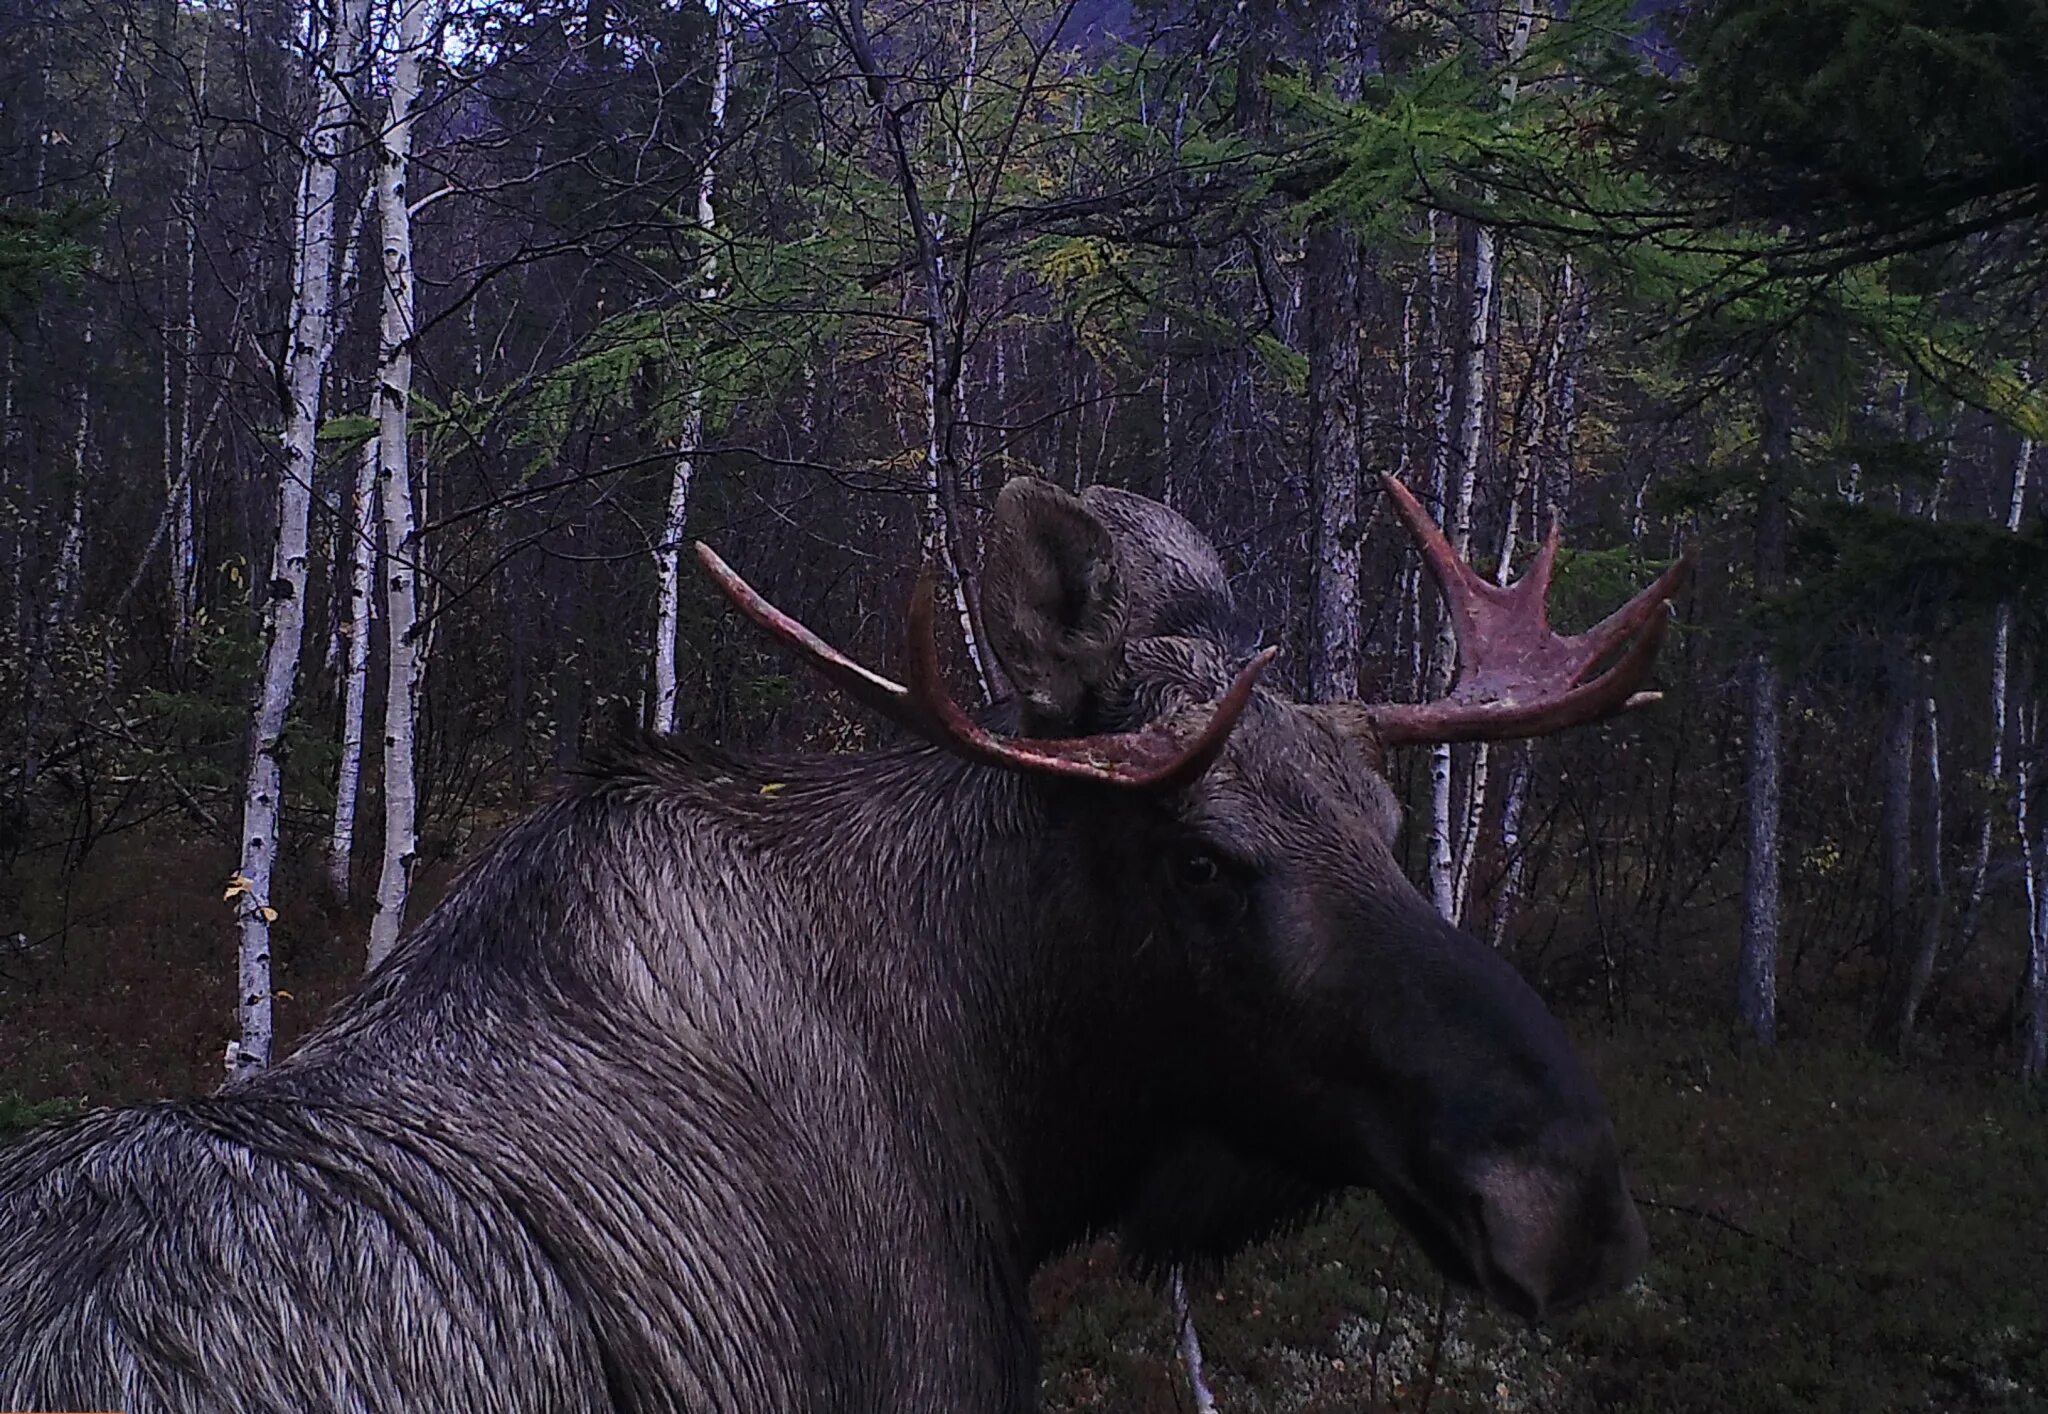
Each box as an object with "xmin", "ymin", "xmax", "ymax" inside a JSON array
[
  {"xmin": 695, "ymin": 544, "xmax": 1276, "ymax": 789},
  {"xmin": 1360, "ymin": 474, "xmax": 1692, "ymax": 748}
]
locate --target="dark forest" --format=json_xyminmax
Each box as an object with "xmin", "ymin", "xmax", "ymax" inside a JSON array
[{"xmin": 2, "ymin": 0, "xmax": 2046, "ymax": 1408}]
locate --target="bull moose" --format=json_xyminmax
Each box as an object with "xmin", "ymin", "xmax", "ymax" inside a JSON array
[{"xmin": 0, "ymin": 475, "xmax": 1680, "ymax": 1412}]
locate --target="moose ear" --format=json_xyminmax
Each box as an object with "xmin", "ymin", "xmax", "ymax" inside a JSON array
[{"xmin": 982, "ymin": 477, "xmax": 1128, "ymax": 729}]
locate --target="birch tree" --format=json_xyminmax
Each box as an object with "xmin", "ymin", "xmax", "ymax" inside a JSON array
[
  {"xmin": 651, "ymin": 0, "xmax": 734, "ymax": 734},
  {"xmin": 1427, "ymin": 2, "xmax": 1535, "ymax": 922},
  {"xmin": 328, "ymin": 437, "xmax": 377, "ymax": 897},
  {"xmin": 365, "ymin": 0, "xmax": 441, "ymax": 968},
  {"xmin": 1960, "ymin": 417, "xmax": 2033, "ymax": 951},
  {"xmin": 1489, "ymin": 260, "xmax": 1586, "ymax": 949},
  {"xmin": 166, "ymin": 43, "xmax": 208, "ymax": 670},
  {"xmin": 229, "ymin": 0, "xmax": 370, "ymax": 1077},
  {"xmin": 2021, "ymin": 702, "xmax": 2047, "ymax": 1079}
]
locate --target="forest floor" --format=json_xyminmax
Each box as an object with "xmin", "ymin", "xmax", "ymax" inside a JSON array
[{"xmin": 3, "ymin": 829, "xmax": 2045, "ymax": 1413}]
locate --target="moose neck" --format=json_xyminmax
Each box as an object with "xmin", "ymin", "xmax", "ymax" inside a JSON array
[{"xmin": 755, "ymin": 744, "xmax": 1181, "ymax": 1270}]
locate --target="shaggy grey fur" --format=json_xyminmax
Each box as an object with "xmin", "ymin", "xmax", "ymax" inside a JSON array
[{"xmin": 0, "ymin": 480, "xmax": 1645, "ymax": 1412}]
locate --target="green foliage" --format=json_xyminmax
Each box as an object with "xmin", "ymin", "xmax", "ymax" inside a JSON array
[
  {"xmin": 316, "ymin": 414, "xmax": 378, "ymax": 448},
  {"xmin": 0, "ymin": 1092, "xmax": 81, "ymax": 1140},
  {"xmin": 0, "ymin": 201, "xmax": 100, "ymax": 330},
  {"xmin": 1618, "ymin": 0, "xmax": 2048, "ymax": 229},
  {"xmin": 1778, "ymin": 500, "xmax": 2048, "ymax": 653}
]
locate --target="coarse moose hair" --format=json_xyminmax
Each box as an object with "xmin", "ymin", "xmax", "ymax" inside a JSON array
[{"xmin": 1, "ymin": 477, "xmax": 1661, "ymax": 1412}]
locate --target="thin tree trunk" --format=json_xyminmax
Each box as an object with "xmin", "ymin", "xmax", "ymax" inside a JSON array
[
  {"xmin": 1171, "ymin": 1268, "xmax": 1218, "ymax": 1414},
  {"xmin": 328, "ymin": 437, "xmax": 377, "ymax": 898},
  {"xmin": 651, "ymin": 0, "xmax": 733, "ymax": 734},
  {"xmin": 1429, "ymin": 7, "xmax": 1531, "ymax": 921},
  {"xmin": 844, "ymin": 0, "xmax": 999, "ymax": 701},
  {"xmin": 1423, "ymin": 210, "xmax": 1460, "ymax": 920},
  {"xmin": 1960, "ymin": 421, "xmax": 2032, "ymax": 953},
  {"xmin": 1490, "ymin": 260, "xmax": 1584, "ymax": 947},
  {"xmin": 1894, "ymin": 690, "xmax": 1945, "ymax": 1046},
  {"xmin": 324, "ymin": 156, "xmax": 382, "ymax": 897},
  {"xmin": 24, "ymin": 32, "xmax": 128, "ymax": 790},
  {"xmin": 365, "ymin": 0, "xmax": 438, "ymax": 969},
  {"xmin": 167, "ymin": 42, "xmax": 208, "ymax": 670},
  {"xmin": 230, "ymin": 0, "xmax": 369, "ymax": 1077},
  {"xmin": 2020, "ymin": 705, "xmax": 2046, "ymax": 1078},
  {"xmin": 1736, "ymin": 379, "xmax": 1792, "ymax": 1046},
  {"xmin": 1870, "ymin": 636, "xmax": 1917, "ymax": 1046},
  {"xmin": 1306, "ymin": 5, "xmax": 1362, "ymax": 704}
]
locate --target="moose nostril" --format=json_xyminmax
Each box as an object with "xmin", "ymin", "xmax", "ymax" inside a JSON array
[{"xmin": 1462, "ymin": 1156, "xmax": 1647, "ymax": 1321}]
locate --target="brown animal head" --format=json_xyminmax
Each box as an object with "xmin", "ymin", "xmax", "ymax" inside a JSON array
[{"xmin": 698, "ymin": 475, "xmax": 1685, "ymax": 1321}]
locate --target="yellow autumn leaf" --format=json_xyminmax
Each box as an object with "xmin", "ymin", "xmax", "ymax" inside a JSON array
[
  {"xmin": 223, "ymin": 873, "xmax": 255, "ymax": 901},
  {"xmin": 759, "ymin": 782, "xmax": 785, "ymax": 796},
  {"xmin": 259, "ymin": 906, "xmax": 279, "ymax": 923},
  {"xmin": 275, "ymin": 990, "xmax": 294, "ymax": 1001}
]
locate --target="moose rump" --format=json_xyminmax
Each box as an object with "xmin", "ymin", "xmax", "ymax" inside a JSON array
[{"xmin": 1, "ymin": 474, "xmax": 1675, "ymax": 1411}]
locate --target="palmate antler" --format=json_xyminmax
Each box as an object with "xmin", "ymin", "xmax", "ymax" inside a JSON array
[
  {"xmin": 696, "ymin": 480, "xmax": 1687, "ymax": 789},
  {"xmin": 1355, "ymin": 474, "xmax": 1693, "ymax": 748},
  {"xmin": 694, "ymin": 544, "xmax": 1277, "ymax": 790}
]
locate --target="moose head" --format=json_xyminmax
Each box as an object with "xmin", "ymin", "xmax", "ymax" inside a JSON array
[{"xmin": 697, "ymin": 474, "xmax": 1683, "ymax": 1321}]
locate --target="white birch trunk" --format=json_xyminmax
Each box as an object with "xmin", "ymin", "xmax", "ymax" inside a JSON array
[
  {"xmin": 365, "ymin": 0, "xmax": 438, "ymax": 969},
  {"xmin": 322, "ymin": 179, "xmax": 377, "ymax": 687},
  {"xmin": 1894, "ymin": 687, "xmax": 1945, "ymax": 1044},
  {"xmin": 328, "ymin": 437, "xmax": 378, "ymax": 897},
  {"xmin": 2020, "ymin": 705, "xmax": 2047, "ymax": 1078},
  {"xmin": 1429, "ymin": 10, "xmax": 1531, "ymax": 923},
  {"xmin": 1961, "ymin": 422, "xmax": 2032, "ymax": 949},
  {"xmin": 1171, "ymin": 1268, "xmax": 1218, "ymax": 1414},
  {"xmin": 230, "ymin": 0, "xmax": 368, "ymax": 1078},
  {"xmin": 167, "ymin": 44, "xmax": 208, "ymax": 669},
  {"xmin": 651, "ymin": 0, "xmax": 733, "ymax": 734},
  {"xmin": 323, "ymin": 163, "xmax": 381, "ymax": 897},
  {"xmin": 1423, "ymin": 211, "xmax": 1458, "ymax": 920}
]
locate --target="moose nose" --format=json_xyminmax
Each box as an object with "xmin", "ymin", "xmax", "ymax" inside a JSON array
[{"xmin": 1460, "ymin": 1133, "xmax": 1649, "ymax": 1323}]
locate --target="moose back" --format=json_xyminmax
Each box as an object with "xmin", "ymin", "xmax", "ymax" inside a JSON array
[{"xmin": 0, "ymin": 477, "xmax": 1671, "ymax": 1412}]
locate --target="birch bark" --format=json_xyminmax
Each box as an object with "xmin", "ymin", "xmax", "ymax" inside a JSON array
[
  {"xmin": 326, "ymin": 171, "xmax": 380, "ymax": 897},
  {"xmin": 1488, "ymin": 261, "xmax": 1582, "ymax": 947},
  {"xmin": 2020, "ymin": 705, "xmax": 2046, "ymax": 1078},
  {"xmin": 1961, "ymin": 422, "xmax": 2032, "ymax": 951},
  {"xmin": 328, "ymin": 437, "xmax": 377, "ymax": 897},
  {"xmin": 651, "ymin": 0, "xmax": 734, "ymax": 734},
  {"xmin": 365, "ymin": 0, "xmax": 440, "ymax": 968},
  {"xmin": 1428, "ymin": 4, "xmax": 1533, "ymax": 921},
  {"xmin": 230, "ymin": 0, "xmax": 369, "ymax": 1076},
  {"xmin": 166, "ymin": 45, "xmax": 207, "ymax": 670}
]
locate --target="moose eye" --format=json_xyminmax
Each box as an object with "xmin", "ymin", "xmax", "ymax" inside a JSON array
[{"xmin": 1174, "ymin": 850, "xmax": 1225, "ymax": 889}]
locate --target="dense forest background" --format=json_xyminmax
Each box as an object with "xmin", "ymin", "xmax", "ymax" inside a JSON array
[{"xmin": 3, "ymin": 0, "xmax": 2047, "ymax": 1407}]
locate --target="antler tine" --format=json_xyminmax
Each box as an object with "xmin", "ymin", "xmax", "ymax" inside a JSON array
[
  {"xmin": 1370, "ymin": 603, "xmax": 1672, "ymax": 747},
  {"xmin": 698, "ymin": 543, "xmax": 1275, "ymax": 790},
  {"xmin": 1512, "ymin": 521, "xmax": 1562, "ymax": 611},
  {"xmin": 1360, "ymin": 475, "xmax": 1691, "ymax": 749},
  {"xmin": 695, "ymin": 543, "xmax": 926, "ymax": 729},
  {"xmin": 1565, "ymin": 548, "xmax": 1696, "ymax": 673}
]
